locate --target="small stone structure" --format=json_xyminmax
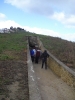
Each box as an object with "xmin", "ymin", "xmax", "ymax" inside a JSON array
[{"xmin": 28, "ymin": 36, "xmax": 38, "ymax": 48}]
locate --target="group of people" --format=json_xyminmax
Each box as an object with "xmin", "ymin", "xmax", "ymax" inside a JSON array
[
  {"xmin": 30, "ymin": 47, "xmax": 41, "ymax": 63},
  {"xmin": 30, "ymin": 47, "xmax": 49, "ymax": 69}
]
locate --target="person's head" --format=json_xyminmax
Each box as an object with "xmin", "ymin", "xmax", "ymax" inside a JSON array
[{"xmin": 44, "ymin": 50, "xmax": 47, "ymax": 53}]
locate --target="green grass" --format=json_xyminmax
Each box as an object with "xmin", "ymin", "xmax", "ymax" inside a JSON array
[
  {"xmin": 0, "ymin": 31, "xmax": 38, "ymax": 60},
  {"xmin": 0, "ymin": 54, "xmax": 14, "ymax": 60},
  {"xmin": 0, "ymin": 32, "xmax": 28, "ymax": 60},
  {"xmin": 0, "ymin": 33, "xmax": 26, "ymax": 51}
]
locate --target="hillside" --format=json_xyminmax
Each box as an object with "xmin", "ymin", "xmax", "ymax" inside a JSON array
[
  {"xmin": 0, "ymin": 31, "xmax": 75, "ymax": 99},
  {"xmin": 0, "ymin": 32, "xmax": 75, "ymax": 69},
  {"xmin": 0, "ymin": 32, "xmax": 29, "ymax": 100},
  {"xmin": 39, "ymin": 35, "xmax": 75, "ymax": 69}
]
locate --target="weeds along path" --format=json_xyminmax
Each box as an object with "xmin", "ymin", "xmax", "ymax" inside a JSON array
[{"xmin": 33, "ymin": 61, "xmax": 75, "ymax": 100}]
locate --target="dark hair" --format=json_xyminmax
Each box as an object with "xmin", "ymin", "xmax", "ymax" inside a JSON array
[{"xmin": 44, "ymin": 50, "xmax": 47, "ymax": 52}]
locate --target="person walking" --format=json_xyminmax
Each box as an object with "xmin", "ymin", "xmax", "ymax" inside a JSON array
[
  {"xmin": 30, "ymin": 48, "xmax": 35, "ymax": 62},
  {"xmin": 33, "ymin": 47, "xmax": 36, "ymax": 57},
  {"xmin": 41, "ymin": 50, "xmax": 49, "ymax": 69},
  {"xmin": 35, "ymin": 48, "xmax": 41, "ymax": 64}
]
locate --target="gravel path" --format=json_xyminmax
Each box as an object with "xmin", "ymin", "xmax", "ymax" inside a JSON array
[{"xmin": 33, "ymin": 61, "xmax": 75, "ymax": 100}]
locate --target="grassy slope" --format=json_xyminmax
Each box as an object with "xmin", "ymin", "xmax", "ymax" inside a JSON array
[
  {"xmin": 39, "ymin": 35, "xmax": 75, "ymax": 68},
  {"xmin": 0, "ymin": 32, "xmax": 75, "ymax": 68},
  {"xmin": 0, "ymin": 32, "xmax": 29, "ymax": 99},
  {"xmin": 0, "ymin": 32, "xmax": 28, "ymax": 60}
]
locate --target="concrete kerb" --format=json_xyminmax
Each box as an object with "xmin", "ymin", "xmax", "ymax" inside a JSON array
[{"xmin": 27, "ymin": 42, "xmax": 42, "ymax": 100}]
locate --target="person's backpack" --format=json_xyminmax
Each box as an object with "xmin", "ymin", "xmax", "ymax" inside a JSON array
[
  {"xmin": 30, "ymin": 49, "xmax": 34, "ymax": 56},
  {"xmin": 36, "ymin": 50, "xmax": 40, "ymax": 57}
]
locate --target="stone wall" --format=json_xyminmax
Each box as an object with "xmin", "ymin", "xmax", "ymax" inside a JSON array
[
  {"xmin": 27, "ymin": 37, "xmax": 42, "ymax": 100},
  {"xmin": 37, "ymin": 37, "xmax": 75, "ymax": 89}
]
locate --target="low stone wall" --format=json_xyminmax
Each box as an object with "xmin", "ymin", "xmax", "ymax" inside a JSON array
[
  {"xmin": 27, "ymin": 37, "xmax": 42, "ymax": 100},
  {"xmin": 37, "ymin": 37, "xmax": 75, "ymax": 89}
]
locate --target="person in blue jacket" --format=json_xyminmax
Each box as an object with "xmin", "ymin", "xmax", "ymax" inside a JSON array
[{"xmin": 30, "ymin": 48, "xmax": 34, "ymax": 62}]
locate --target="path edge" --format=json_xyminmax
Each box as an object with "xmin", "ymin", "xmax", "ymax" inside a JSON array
[{"xmin": 27, "ymin": 39, "xmax": 42, "ymax": 100}]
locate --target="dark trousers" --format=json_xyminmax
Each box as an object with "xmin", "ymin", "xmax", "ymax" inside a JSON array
[
  {"xmin": 42, "ymin": 59, "xmax": 47, "ymax": 69},
  {"xmin": 31, "ymin": 56, "xmax": 34, "ymax": 62},
  {"xmin": 35, "ymin": 56, "xmax": 39, "ymax": 63}
]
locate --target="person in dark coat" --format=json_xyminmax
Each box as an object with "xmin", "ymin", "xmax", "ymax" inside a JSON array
[{"xmin": 41, "ymin": 50, "xmax": 49, "ymax": 69}]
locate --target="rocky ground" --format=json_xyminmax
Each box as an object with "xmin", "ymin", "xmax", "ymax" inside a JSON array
[{"xmin": 0, "ymin": 51, "xmax": 29, "ymax": 100}]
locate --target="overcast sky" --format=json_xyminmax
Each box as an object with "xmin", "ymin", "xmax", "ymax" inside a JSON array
[{"xmin": 0, "ymin": 0, "xmax": 75, "ymax": 41}]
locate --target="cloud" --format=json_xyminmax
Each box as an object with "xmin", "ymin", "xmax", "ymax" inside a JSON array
[
  {"xmin": 4, "ymin": 0, "xmax": 75, "ymax": 27},
  {"xmin": 23, "ymin": 26, "xmax": 60, "ymax": 37},
  {"xmin": 0, "ymin": 14, "xmax": 60, "ymax": 38},
  {"xmin": 0, "ymin": 13, "xmax": 6, "ymax": 21},
  {"xmin": 0, "ymin": 12, "xmax": 75, "ymax": 41},
  {"xmin": 4, "ymin": 0, "xmax": 53, "ymax": 15},
  {"xmin": 0, "ymin": 20, "xmax": 21, "ymax": 29},
  {"xmin": 0, "ymin": 18, "xmax": 75, "ymax": 41},
  {"xmin": 0, "ymin": 13, "xmax": 21, "ymax": 28},
  {"xmin": 0, "ymin": 13, "xmax": 6, "ymax": 18},
  {"xmin": 61, "ymin": 33, "xmax": 75, "ymax": 42},
  {"xmin": 4, "ymin": 0, "xmax": 75, "ymax": 16},
  {"xmin": 4, "ymin": 0, "xmax": 30, "ymax": 10},
  {"xmin": 0, "ymin": 15, "xmax": 48, "ymax": 35},
  {"xmin": 50, "ymin": 12, "xmax": 75, "ymax": 28},
  {"xmin": 23, "ymin": 26, "xmax": 75, "ymax": 42}
]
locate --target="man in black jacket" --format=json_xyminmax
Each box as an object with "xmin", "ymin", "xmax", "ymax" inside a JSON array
[{"xmin": 41, "ymin": 50, "xmax": 49, "ymax": 69}]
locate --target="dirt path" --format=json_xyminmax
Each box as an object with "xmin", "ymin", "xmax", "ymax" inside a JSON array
[{"xmin": 33, "ymin": 61, "xmax": 75, "ymax": 100}]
